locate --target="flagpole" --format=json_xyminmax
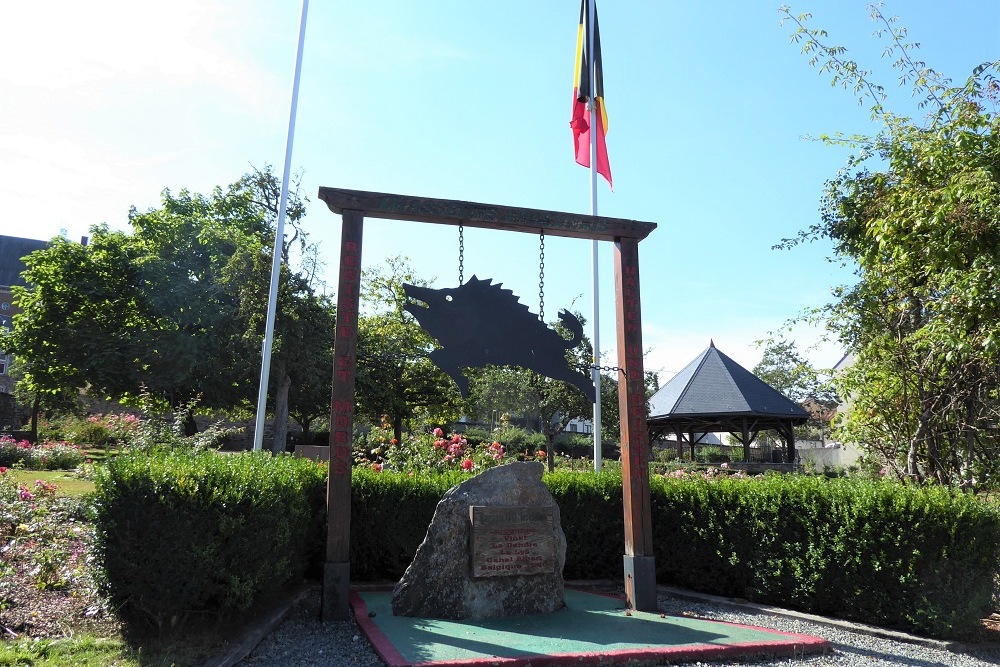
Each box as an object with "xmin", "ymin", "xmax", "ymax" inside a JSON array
[
  {"xmin": 253, "ymin": 0, "xmax": 310, "ymax": 451},
  {"xmin": 588, "ymin": 0, "xmax": 602, "ymax": 473}
]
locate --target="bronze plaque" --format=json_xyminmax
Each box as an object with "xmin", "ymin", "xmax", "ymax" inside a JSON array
[{"xmin": 469, "ymin": 506, "xmax": 555, "ymax": 578}]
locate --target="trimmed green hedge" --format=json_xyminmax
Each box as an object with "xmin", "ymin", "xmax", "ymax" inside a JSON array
[
  {"xmin": 350, "ymin": 469, "xmax": 464, "ymax": 579},
  {"xmin": 649, "ymin": 474, "xmax": 1000, "ymax": 638},
  {"xmin": 93, "ymin": 455, "xmax": 1000, "ymax": 639},
  {"xmin": 92, "ymin": 449, "xmax": 327, "ymax": 634},
  {"xmin": 350, "ymin": 469, "xmax": 1000, "ymax": 639}
]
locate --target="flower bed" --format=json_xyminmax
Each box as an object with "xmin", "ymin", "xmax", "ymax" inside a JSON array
[
  {"xmin": 0, "ymin": 466, "xmax": 116, "ymax": 638},
  {"xmin": 0, "ymin": 436, "xmax": 86, "ymax": 470}
]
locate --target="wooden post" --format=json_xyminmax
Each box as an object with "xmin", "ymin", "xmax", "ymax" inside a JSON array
[
  {"xmin": 742, "ymin": 419, "xmax": 751, "ymax": 463},
  {"xmin": 322, "ymin": 209, "xmax": 364, "ymax": 622},
  {"xmin": 614, "ymin": 237, "xmax": 656, "ymax": 612}
]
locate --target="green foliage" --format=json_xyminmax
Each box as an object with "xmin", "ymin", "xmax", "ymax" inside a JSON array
[
  {"xmin": 91, "ymin": 449, "xmax": 327, "ymax": 634},
  {"xmin": 350, "ymin": 469, "xmax": 465, "ymax": 580},
  {"xmin": 544, "ymin": 470, "xmax": 624, "ymax": 578},
  {"xmin": 600, "ymin": 369, "xmax": 659, "ymax": 444},
  {"xmin": 752, "ymin": 338, "xmax": 837, "ymax": 443},
  {"xmin": 355, "ymin": 257, "xmax": 464, "ymax": 440},
  {"xmin": 0, "ymin": 637, "xmax": 142, "ymax": 667},
  {"xmin": 778, "ymin": 6, "xmax": 1000, "ymax": 487},
  {"xmin": 1, "ymin": 168, "xmax": 334, "ymax": 446},
  {"xmin": 119, "ymin": 404, "xmax": 240, "ymax": 454},
  {"xmin": 650, "ymin": 474, "xmax": 1000, "ymax": 638}
]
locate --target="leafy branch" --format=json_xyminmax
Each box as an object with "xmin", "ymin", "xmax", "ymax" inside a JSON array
[{"xmin": 778, "ymin": 4, "xmax": 887, "ymax": 119}]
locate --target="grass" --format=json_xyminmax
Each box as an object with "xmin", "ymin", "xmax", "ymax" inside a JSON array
[
  {"xmin": 9, "ymin": 469, "xmax": 95, "ymax": 496},
  {"xmin": 80, "ymin": 446, "xmax": 123, "ymax": 465},
  {"xmin": 0, "ymin": 636, "xmax": 139, "ymax": 667},
  {"xmin": 0, "ymin": 635, "xmax": 223, "ymax": 667}
]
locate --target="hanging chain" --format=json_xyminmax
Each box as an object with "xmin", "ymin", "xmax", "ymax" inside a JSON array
[
  {"xmin": 538, "ymin": 230, "xmax": 545, "ymax": 322},
  {"xmin": 591, "ymin": 364, "xmax": 627, "ymax": 378},
  {"xmin": 458, "ymin": 224, "xmax": 465, "ymax": 285}
]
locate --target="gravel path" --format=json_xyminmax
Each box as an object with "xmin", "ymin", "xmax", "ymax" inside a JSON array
[{"xmin": 236, "ymin": 588, "xmax": 1000, "ymax": 667}]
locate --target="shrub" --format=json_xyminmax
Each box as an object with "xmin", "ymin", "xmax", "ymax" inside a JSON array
[
  {"xmin": 545, "ymin": 469, "xmax": 624, "ymax": 578},
  {"xmin": 356, "ymin": 427, "xmax": 510, "ymax": 474},
  {"xmin": 91, "ymin": 449, "xmax": 327, "ymax": 634},
  {"xmin": 499, "ymin": 427, "xmax": 546, "ymax": 456},
  {"xmin": 553, "ymin": 433, "xmax": 593, "ymax": 458},
  {"xmin": 67, "ymin": 413, "xmax": 142, "ymax": 447},
  {"xmin": 648, "ymin": 474, "xmax": 1000, "ymax": 638},
  {"xmin": 350, "ymin": 469, "xmax": 465, "ymax": 580},
  {"xmin": 0, "ymin": 436, "xmax": 86, "ymax": 470}
]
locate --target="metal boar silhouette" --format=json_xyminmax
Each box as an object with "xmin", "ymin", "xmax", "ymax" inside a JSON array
[{"xmin": 402, "ymin": 276, "xmax": 596, "ymax": 403}]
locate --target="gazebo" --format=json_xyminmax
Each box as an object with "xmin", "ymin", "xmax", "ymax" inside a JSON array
[{"xmin": 647, "ymin": 342, "xmax": 809, "ymax": 464}]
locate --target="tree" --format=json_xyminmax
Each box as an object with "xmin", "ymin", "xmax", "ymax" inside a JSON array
[
  {"xmin": 221, "ymin": 168, "xmax": 336, "ymax": 452},
  {"xmin": 599, "ymin": 368, "xmax": 659, "ymax": 448},
  {"xmin": 752, "ymin": 338, "xmax": 837, "ymax": 443},
  {"xmin": 2, "ymin": 168, "xmax": 334, "ymax": 451},
  {"xmin": 354, "ymin": 258, "xmax": 465, "ymax": 441},
  {"xmin": 779, "ymin": 5, "xmax": 1000, "ymax": 485}
]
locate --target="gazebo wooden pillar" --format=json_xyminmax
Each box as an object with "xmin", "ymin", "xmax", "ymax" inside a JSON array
[{"xmin": 317, "ymin": 188, "xmax": 658, "ymax": 620}]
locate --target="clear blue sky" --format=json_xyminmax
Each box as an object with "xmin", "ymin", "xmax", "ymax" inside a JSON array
[{"xmin": 2, "ymin": 1, "xmax": 996, "ymax": 382}]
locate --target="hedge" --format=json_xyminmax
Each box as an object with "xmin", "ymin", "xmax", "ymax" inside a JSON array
[
  {"xmin": 93, "ymin": 456, "xmax": 1000, "ymax": 639},
  {"xmin": 92, "ymin": 449, "xmax": 327, "ymax": 634},
  {"xmin": 350, "ymin": 469, "xmax": 1000, "ymax": 639}
]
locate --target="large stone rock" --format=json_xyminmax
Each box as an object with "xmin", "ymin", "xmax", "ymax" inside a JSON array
[{"xmin": 391, "ymin": 461, "xmax": 567, "ymax": 619}]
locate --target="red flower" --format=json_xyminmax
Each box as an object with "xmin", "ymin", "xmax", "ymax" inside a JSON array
[
  {"xmin": 372, "ymin": 463, "xmax": 383, "ymax": 472},
  {"xmin": 537, "ymin": 450, "xmax": 547, "ymax": 459},
  {"xmin": 391, "ymin": 438, "xmax": 398, "ymax": 445},
  {"xmin": 0, "ymin": 467, "xmax": 6, "ymax": 475},
  {"xmin": 433, "ymin": 427, "xmax": 444, "ymax": 437},
  {"xmin": 461, "ymin": 458, "xmax": 474, "ymax": 470}
]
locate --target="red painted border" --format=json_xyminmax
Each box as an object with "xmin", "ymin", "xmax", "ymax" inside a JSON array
[{"xmin": 349, "ymin": 588, "xmax": 832, "ymax": 667}]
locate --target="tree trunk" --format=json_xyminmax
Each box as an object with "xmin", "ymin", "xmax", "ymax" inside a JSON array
[
  {"xmin": 30, "ymin": 393, "xmax": 40, "ymax": 444},
  {"xmin": 271, "ymin": 362, "xmax": 291, "ymax": 454},
  {"xmin": 393, "ymin": 415, "xmax": 403, "ymax": 446},
  {"xmin": 546, "ymin": 434, "xmax": 555, "ymax": 473},
  {"xmin": 183, "ymin": 409, "xmax": 197, "ymax": 437}
]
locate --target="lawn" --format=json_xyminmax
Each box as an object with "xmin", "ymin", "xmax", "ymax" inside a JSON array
[{"xmin": 8, "ymin": 469, "xmax": 94, "ymax": 496}]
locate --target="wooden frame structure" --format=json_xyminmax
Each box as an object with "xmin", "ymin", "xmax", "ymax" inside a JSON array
[{"xmin": 318, "ymin": 187, "xmax": 658, "ymax": 620}]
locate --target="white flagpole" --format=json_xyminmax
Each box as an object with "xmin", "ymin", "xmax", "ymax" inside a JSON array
[
  {"xmin": 253, "ymin": 0, "xmax": 310, "ymax": 451},
  {"xmin": 588, "ymin": 0, "xmax": 602, "ymax": 472}
]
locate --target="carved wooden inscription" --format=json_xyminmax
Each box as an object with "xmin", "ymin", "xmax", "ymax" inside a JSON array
[{"xmin": 469, "ymin": 506, "xmax": 555, "ymax": 578}]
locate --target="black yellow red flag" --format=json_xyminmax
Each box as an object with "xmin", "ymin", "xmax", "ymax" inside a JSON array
[{"xmin": 570, "ymin": 0, "xmax": 612, "ymax": 188}]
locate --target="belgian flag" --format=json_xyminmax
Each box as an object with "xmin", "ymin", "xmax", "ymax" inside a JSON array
[{"xmin": 570, "ymin": 0, "xmax": 612, "ymax": 189}]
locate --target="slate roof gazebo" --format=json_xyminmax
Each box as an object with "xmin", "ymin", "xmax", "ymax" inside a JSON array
[{"xmin": 647, "ymin": 341, "xmax": 809, "ymax": 464}]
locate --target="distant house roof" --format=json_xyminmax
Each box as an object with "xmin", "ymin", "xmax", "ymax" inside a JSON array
[
  {"xmin": 0, "ymin": 235, "xmax": 48, "ymax": 288},
  {"xmin": 647, "ymin": 342, "xmax": 809, "ymax": 459}
]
